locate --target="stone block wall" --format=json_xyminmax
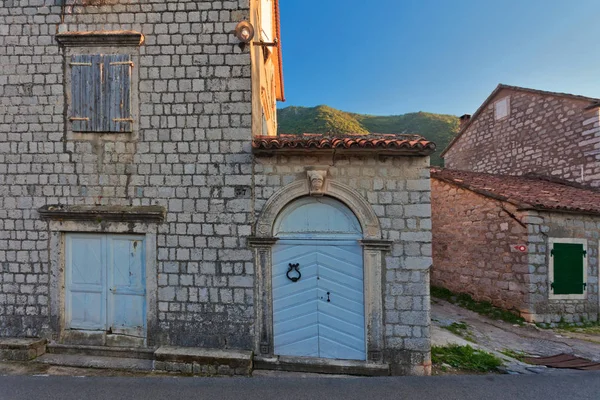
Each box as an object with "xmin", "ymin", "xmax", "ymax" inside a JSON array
[
  {"xmin": 0, "ymin": 0, "xmax": 256, "ymax": 348},
  {"xmin": 444, "ymin": 88, "xmax": 600, "ymax": 188},
  {"xmin": 431, "ymin": 178, "xmax": 530, "ymax": 313},
  {"xmin": 254, "ymin": 154, "xmax": 433, "ymax": 375},
  {"xmin": 525, "ymin": 212, "xmax": 599, "ymax": 323}
]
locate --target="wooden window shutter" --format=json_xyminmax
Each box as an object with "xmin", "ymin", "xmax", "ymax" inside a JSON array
[
  {"xmin": 551, "ymin": 243, "xmax": 585, "ymax": 295},
  {"xmin": 70, "ymin": 54, "xmax": 101, "ymax": 132},
  {"xmin": 104, "ymin": 54, "xmax": 133, "ymax": 132}
]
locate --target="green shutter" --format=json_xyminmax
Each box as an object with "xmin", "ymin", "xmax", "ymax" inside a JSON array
[{"xmin": 552, "ymin": 243, "xmax": 585, "ymax": 295}]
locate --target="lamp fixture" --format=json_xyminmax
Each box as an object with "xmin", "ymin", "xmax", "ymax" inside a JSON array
[{"xmin": 234, "ymin": 21, "xmax": 255, "ymax": 43}]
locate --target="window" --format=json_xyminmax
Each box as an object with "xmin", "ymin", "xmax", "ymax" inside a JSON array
[
  {"xmin": 70, "ymin": 54, "xmax": 133, "ymax": 133},
  {"xmin": 494, "ymin": 96, "xmax": 510, "ymax": 121},
  {"xmin": 548, "ymin": 238, "xmax": 588, "ymax": 300}
]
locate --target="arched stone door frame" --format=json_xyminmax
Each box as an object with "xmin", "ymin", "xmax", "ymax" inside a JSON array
[{"xmin": 249, "ymin": 173, "xmax": 391, "ymax": 363}]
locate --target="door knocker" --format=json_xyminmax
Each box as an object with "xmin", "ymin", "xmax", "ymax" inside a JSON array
[{"xmin": 286, "ymin": 263, "xmax": 301, "ymax": 282}]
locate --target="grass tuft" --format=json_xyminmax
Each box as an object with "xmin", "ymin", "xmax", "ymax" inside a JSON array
[
  {"xmin": 431, "ymin": 286, "xmax": 525, "ymax": 325},
  {"xmin": 432, "ymin": 345, "xmax": 502, "ymax": 373}
]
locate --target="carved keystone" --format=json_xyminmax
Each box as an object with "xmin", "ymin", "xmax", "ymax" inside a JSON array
[{"xmin": 306, "ymin": 169, "xmax": 328, "ymax": 196}]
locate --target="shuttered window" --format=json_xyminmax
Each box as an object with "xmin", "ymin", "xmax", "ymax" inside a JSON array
[
  {"xmin": 70, "ymin": 54, "xmax": 133, "ymax": 133},
  {"xmin": 550, "ymin": 241, "xmax": 587, "ymax": 298}
]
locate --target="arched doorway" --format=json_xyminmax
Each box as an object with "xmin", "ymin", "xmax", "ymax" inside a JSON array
[{"xmin": 271, "ymin": 196, "xmax": 366, "ymax": 360}]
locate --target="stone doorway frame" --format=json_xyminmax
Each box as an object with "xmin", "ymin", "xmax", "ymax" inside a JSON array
[{"xmin": 249, "ymin": 174, "xmax": 391, "ymax": 363}]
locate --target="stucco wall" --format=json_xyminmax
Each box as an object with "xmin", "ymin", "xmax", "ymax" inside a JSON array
[
  {"xmin": 431, "ymin": 178, "xmax": 530, "ymax": 314},
  {"xmin": 444, "ymin": 88, "xmax": 600, "ymax": 188}
]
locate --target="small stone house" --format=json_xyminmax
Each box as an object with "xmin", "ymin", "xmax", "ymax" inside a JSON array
[
  {"xmin": 442, "ymin": 84, "xmax": 600, "ymax": 188},
  {"xmin": 0, "ymin": 0, "xmax": 436, "ymax": 375},
  {"xmin": 431, "ymin": 168, "xmax": 600, "ymax": 324}
]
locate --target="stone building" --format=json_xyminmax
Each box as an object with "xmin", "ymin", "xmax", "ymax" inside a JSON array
[
  {"xmin": 0, "ymin": 0, "xmax": 435, "ymax": 375},
  {"xmin": 442, "ymin": 84, "xmax": 600, "ymax": 188},
  {"xmin": 431, "ymin": 168, "xmax": 600, "ymax": 324}
]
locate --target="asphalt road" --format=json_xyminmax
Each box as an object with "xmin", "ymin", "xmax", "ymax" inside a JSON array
[{"xmin": 2, "ymin": 372, "xmax": 600, "ymax": 400}]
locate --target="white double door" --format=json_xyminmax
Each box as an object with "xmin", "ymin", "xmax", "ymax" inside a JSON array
[{"xmin": 272, "ymin": 240, "xmax": 366, "ymax": 361}]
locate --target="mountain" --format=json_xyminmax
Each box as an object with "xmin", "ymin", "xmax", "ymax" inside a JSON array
[{"xmin": 277, "ymin": 105, "xmax": 460, "ymax": 166}]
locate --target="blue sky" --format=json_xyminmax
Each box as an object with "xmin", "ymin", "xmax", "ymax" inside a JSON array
[{"xmin": 278, "ymin": 0, "xmax": 600, "ymax": 116}]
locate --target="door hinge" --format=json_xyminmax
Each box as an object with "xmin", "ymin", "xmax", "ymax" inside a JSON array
[
  {"xmin": 69, "ymin": 62, "xmax": 92, "ymax": 66},
  {"xmin": 583, "ymin": 250, "xmax": 587, "ymax": 257},
  {"xmin": 550, "ymin": 249, "xmax": 554, "ymax": 257},
  {"xmin": 550, "ymin": 282, "xmax": 554, "ymax": 291},
  {"xmin": 583, "ymin": 282, "xmax": 587, "ymax": 291},
  {"xmin": 112, "ymin": 118, "xmax": 134, "ymax": 122},
  {"xmin": 69, "ymin": 117, "xmax": 89, "ymax": 121}
]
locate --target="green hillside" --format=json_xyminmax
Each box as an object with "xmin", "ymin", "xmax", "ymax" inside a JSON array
[{"xmin": 277, "ymin": 105, "xmax": 459, "ymax": 166}]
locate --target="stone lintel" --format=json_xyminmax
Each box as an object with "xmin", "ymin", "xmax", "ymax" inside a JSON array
[
  {"xmin": 56, "ymin": 30, "xmax": 144, "ymax": 47},
  {"xmin": 247, "ymin": 236, "xmax": 278, "ymax": 247},
  {"xmin": 360, "ymin": 239, "xmax": 393, "ymax": 251},
  {"xmin": 38, "ymin": 205, "xmax": 166, "ymax": 223}
]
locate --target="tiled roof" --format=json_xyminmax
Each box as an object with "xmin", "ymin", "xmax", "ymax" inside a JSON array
[
  {"xmin": 432, "ymin": 168, "xmax": 600, "ymax": 216},
  {"xmin": 252, "ymin": 133, "xmax": 435, "ymax": 155}
]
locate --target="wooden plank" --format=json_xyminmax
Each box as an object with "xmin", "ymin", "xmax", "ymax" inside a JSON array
[{"xmin": 104, "ymin": 54, "xmax": 133, "ymax": 132}]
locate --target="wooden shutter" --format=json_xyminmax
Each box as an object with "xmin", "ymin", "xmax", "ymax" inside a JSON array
[
  {"xmin": 70, "ymin": 54, "xmax": 101, "ymax": 132},
  {"xmin": 104, "ymin": 54, "xmax": 133, "ymax": 132},
  {"xmin": 552, "ymin": 243, "xmax": 585, "ymax": 295}
]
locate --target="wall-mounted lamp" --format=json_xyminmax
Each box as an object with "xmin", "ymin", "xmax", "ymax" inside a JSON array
[{"xmin": 234, "ymin": 21, "xmax": 255, "ymax": 43}]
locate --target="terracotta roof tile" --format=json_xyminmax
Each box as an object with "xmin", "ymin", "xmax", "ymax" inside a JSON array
[
  {"xmin": 253, "ymin": 133, "xmax": 435, "ymax": 155},
  {"xmin": 432, "ymin": 168, "xmax": 600, "ymax": 216}
]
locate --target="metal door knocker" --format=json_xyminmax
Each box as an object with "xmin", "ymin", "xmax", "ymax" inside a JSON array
[{"xmin": 286, "ymin": 263, "xmax": 301, "ymax": 282}]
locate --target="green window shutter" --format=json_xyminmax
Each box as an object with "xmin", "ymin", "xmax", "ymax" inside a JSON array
[
  {"xmin": 552, "ymin": 243, "xmax": 585, "ymax": 295},
  {"xmin": 70, "ymin": 54, "xmax": 101, "ymax": 132},
  {"xmin": 104, "ymin": 54, "xmax": 133, "ymax": 132}
]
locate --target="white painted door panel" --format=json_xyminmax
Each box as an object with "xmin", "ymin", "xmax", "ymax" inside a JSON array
[
  {"xmin": 108, "ymin": 236, "xmax": 146, "ymax": 337},
  {"xmin": 65, "ymin": 234, "xmax": 146, "ymax": 338},
  {"xmin": 272, "ymin": 240, "xmax": 365, "ymax": 361},
  {"xmin": 66, "ymin": 234, "xmax": 107, "ymax": 330}
]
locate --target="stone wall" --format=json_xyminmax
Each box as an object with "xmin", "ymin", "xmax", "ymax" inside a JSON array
[
  {"xmin": 0, "ymin": 0, "xmax": 256, "ymax": 348},
  {"xmin": 444, "ymin": 88, "xmax": 600, "ymax": 188},
  {"xmin": 525, "ymin": 212, "xmax": 600, "ymax": 323},
  {"xmin": 431, "ymin": 178, "xmax": 530, "ymax": 314},
  {"xmin": 255, "ymin": 154, "xmax": 433, "ymax": 375}
]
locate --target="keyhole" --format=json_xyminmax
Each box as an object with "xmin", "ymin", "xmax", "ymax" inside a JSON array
[{"xmin": 327, "ymin": 292, "xmax": 330, "ymax": 302}]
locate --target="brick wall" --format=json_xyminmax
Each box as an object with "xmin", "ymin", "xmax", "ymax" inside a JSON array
[
  {"xmin": 444, "ymin": 88, "xmax": 600, "ymax": 188},
  {"xmin": 255, "ymin": 154, "xmax": 433, "ymax": 373},
  {"xmin": 525, "ymin": 212, "xmax": 599, "ymax": 323},
  {"xmin": 0, "ymin": 1, "xmax": 435, "ymax": 372},
  {"xmin": 0, "ymin": 0, "xmax": 255, "ymax": 348},
  {"xmin": 431, "ymin": 178, "xmax": 530, "ymax": 313}
]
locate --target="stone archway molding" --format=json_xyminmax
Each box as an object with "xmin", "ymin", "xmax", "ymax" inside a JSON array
[
  {"xmin": 250, "ymin": 172, "xmax": 390, "ymax": 365},
  {"xmin": 255, "ymin": 175, "xmax": 382, "ymax": 240}
]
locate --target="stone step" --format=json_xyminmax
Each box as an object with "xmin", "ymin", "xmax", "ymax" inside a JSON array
[
  {"xmin": 254, "ymin": 355, "xmax": 390, "ymax": 376},
  {"xmin": 0, "ymin": 338, "xmax": 47, "ymax": 361},
  {"xmin": 36, "ymin": 353, "xmax": 154, "ymax": 371},
  {"xmin": 47, "ymin": 343, "xmax": 156, "ymax": 360},
  {"xmin": 154, "ymin": 346, "xmax": 253, "ymax": 376}
]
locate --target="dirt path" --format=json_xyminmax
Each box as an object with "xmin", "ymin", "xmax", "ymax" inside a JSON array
[{"xmin": 431, "ymin": 299, "xmax": 600, "ymax": 373}]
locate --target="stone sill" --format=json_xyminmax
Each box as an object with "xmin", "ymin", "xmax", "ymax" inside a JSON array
[
  {"xmin": 38, "ymin": 205, "xmax": 166, "ymax": 223},
  {"xmin": 56, "ymin": 30, "xmax": 144, "ymax": 47}
]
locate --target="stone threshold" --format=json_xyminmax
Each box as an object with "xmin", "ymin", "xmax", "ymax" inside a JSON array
[
  {"xmin": 1, "ymin": 339, "xmax": 391, "ymax": 377},
  {"xmin": 254, "ymin": 355, "xmax": 390, "ymax": 376},
  {"xmin": 47, "ymin": 343, "xmax": 156, "ymax": 360}
]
